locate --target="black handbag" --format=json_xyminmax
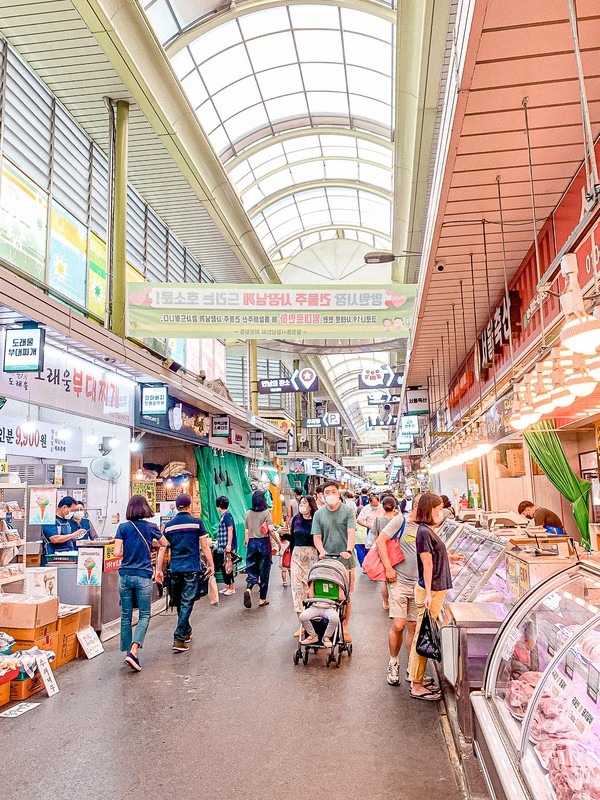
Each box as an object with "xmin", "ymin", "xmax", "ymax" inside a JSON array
[
  {"xmin": 415, "ymin": 610, "xmax": 442, "ymax": 662},
  {"xmin": 195, "ymin": 568, "xmax": 209, "ymax": 600}
]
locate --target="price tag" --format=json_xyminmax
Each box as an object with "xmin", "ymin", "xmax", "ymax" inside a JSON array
[
  {"xmin": 35, "ymin": 654, "xmax": 59, "ymax": 697},
  {"xmin": 566, "ymin": 694, "xmax": 595, "ymax": 734},
  {"xmin": 501, "ymin": 627, "xmax": 521, "ymax": 661},
  {"xmin": 547, "ymin": 628, "xmax": 558, "ymax": 656},
  {"xmin": 587, "ymin": 664, "xmax": 600, "ymax": 704},
  {"xmin": 565, "ymin": 649, "xmax": 576, "ymax": 680},
  {"xmin": 76, "ymin": 626, "xmax": 104, "ymax": 659},
  {"xmin": 0, "ymin": 702, "xmax": 40, "ymax": 718},
  {"xmin": 549, "ymin": 667, "xmax": 568, "ymax": 696}
]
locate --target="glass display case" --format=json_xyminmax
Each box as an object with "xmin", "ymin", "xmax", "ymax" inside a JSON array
[
  {"xmin": 471, "ymin": 560, "xmax": 600, "ymax": 800},
  {"xmin": 438, "ymin": 518, "xmax": 464, "ymax": 545},
  {"xmin": 446, "ymin": 527, "xmax": 508, "ymax": 604}
]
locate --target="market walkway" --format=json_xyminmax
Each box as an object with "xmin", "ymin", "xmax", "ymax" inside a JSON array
[{"xmin": 4, "ymin": 574, "xmax": 463, "ymax": 800}]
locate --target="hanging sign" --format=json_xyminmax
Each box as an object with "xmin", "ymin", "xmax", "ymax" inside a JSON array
[
  {"xmin": 303, "ymin": 413, "xmax": 342, "ymax": 429},
  {"xmin": 276, "ymin": 441, "xmax": 289, "ymax": 456},
  {"xmin": 127, "ymin": 283, "xmax": 416, "ymax": 340},
  {"xmin": 136, "ymin": 389, "xmax": 208, "ymax": 444},
  {"xmin": 249, "ymin": 430, "xmax": 264, "ymax": 449},
  {"xmin": 367, "ymin": 391, "xmax": 402, "ymax": 405},
  {"xmin": 141, "ymin": 385, "xmax": 167, "ymax": 416},
  {"xmin": 211, "ymin": 415, "xmax": 230, "ymax": 438},
  {"xmin": 367, "ymin": 415, "xmax": 398, "ymax": 428},
  {"xmin": 264, "ymin": 418, "xmax": 293, "ymax": 435},
  {"xmin": 0, "ymin": 415, "xmax": 82, "ymax": 460},
  {"xmin": 258, "ymin": 368, "xmax": 319, "ymax": 394},
  {"xmin": 478, "ymin": 291, "xmax": 523, "ymax": 375},
  {"xmin": 358, "ymin": 365, "xmax": 403, "ymax": 390},
  {"xmin": 229, "ymin": 425, "xmax": 248, "ymax": 450},
  {"xmin": 3, "ymin": 327, "xmax": 45, "ymax": 373},
  {"xmin": 0, "ymin": 343, "xmax": 134, "ymax": 425},
  {"xmin": 401, "ymin": 415, "xmax": 419, "ymax": 434},
  {"xmin": 406, "ymin": 389, "xmax": 429, "ymax": 416}
]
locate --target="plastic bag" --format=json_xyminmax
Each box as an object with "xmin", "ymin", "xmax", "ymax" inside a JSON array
[
  {"xmin": 415, "ymin": 610, "xmax": 442, "ymax": 662},
  {"xmin": 208, "ymin": 576, "xmax": 219, "ymax": 605}
]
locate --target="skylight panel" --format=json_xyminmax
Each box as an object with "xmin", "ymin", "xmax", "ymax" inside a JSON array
[
  {"xmin": 145, "ymin": 0, "xmax": 178, "ymax": 44},
  {"xmin": 238, "ymin": 6, "xmax": 290, "ymax": 38},
  {"xmin": 349, "ymin": 94, "xmax": 391, "ymax": 126},
  {"xmin": 181, "ymin": 70, "xmax": 208, "ymax": 108},
  {"xmin": 289, "ymin": 4, "xmax": 340, "ymax": 29},
  {"xmin": 325, "ymin": 160, "xmax": 359, "ymax": 181},
  {"xmin": 344, "ymin": 32, "xmax": 391, "ymax": 74},
  {"xmin": 341, "ymin": 8, "xmax": 393, "ymax": 42},
  {"xmin": 214, "ymin": 76, "xmax": 262, "ymax": 120},
  {"xmin": 172, "ymin": 47, "xmax": 195, "ymax": 80},
  {"xmin": 301, "ymin": 63, "xmax": 346, "ymax": 92},
  {"xmin": 257, "ymin": 65, "xmax": 304, "ymax": 100},
  {"xmin": 246, "ymin": 31, "xmax": 296, "ymax": 72},
  {"xmin": 301, "ymin": 210, "xmax": 332, "ymax": 229},
  {"xmin": 347, "ymin": 66, "xmax": 391, "ymax": 104},
  {"xmin": 224, "ymin": 104, "xmax": 270, "ymax": 143},
  {"xmin": 265, "ymin": 93, "xmax": 309, "ymax": 121},
  {"xmin": 241, "ymin": 184, "xmax": 265, "ymax": 210},
  {"xmin": 307, "ymin": 92, "xmax": 349, "ymax": 116},
  {"xmin": 294, "ymin": 29, "xmax": 344, "ymax": 62},
  {"xmin": 284, "ymin": 135, "xmax": 321, "ymax": 154},
  {"xmin": 357, "ymin": 142, "xmax": 392, "ymax": 166},
  {"xmin": 196, "ymin": 100, "xmax": 221, "ymax": 135},
  {"xmin": 256, "ymin": 169, "xmax": 294, "ymax": 198},
  {"xmin": 207, "ymin": 126, "xmax": 230, "ymax": 157},
  {"xmin": 200, "ymin": 45, "xmax": 252, "ymax": 94},
  {"xmin": 296, "ymin": 194, "xmax": 328, "ymax": 215},
  {"xmin": 359, "ymin": 162, "xmax": 392, "ymax": 189},
  {"xmin": 272, "ymin": 217, "xmax": 303, "ymax": 241},
  {"xmin": 189, "ymin": 20, "xmax": 241, "ymax": 64},
  {"xmin": 290, "ymin": 161, "xmax": 325, "ymax": 184}
]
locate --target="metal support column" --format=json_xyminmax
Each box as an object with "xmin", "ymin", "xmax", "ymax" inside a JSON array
[
  {"xmin": 110, "ymin": 100, "xmax": 129, "ymax": 339},
  {"xmin": 308, "ymin": 392, "xmax": 316, "ymax": 452},
  {"xmin": 293, "ymin": 359, "xmax": 302, "ymax": 451},
  {"xmin": 248, "ymin": 339, "xmax": 259, "ymax": 415}
]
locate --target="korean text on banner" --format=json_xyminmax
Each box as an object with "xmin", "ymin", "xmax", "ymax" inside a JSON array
[{"xmin": 127, "ymin": 284, "xmax": 416, "ymax": 340}]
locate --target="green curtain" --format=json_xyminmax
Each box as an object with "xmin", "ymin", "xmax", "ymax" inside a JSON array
[
  {"xmin": 287, "ymin": 473, "xmax": 308, "ymax": 491},
  {"xmin": 523, "ymin": 420, "xmax": 591, "ymax": 549},
  {"xmin": 195, "ymin": 447, "xmax": 252, "ymax": 562}
]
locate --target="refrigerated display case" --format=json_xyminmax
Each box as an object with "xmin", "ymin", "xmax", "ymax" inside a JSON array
[
  {"xmin": 471, "ymin": 560, "xmax": 600, "ymax": 800},
  {"xmin": 446, "ymin": 528, "xmax": 508, "ymax": 604},
  {"xmin": 438, "ymin": 518, "xmax": 464, "ymax": 545}
]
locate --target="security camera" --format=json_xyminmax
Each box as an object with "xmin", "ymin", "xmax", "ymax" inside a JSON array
[
  {"xmin": 436, "ymin": 264, "xmax": 445, "ymax": 272},
  {"xmin": 102, "ymin": 356, "xmax": 116, "ymax": 364}
]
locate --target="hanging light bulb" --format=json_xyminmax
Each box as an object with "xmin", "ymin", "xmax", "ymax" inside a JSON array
[
  {"xmin": 21, "ymin": 415, "xmax": 36, "ymax": 434},
  {"xmin": 164, "ymin": 477, "xmax": 174, "ymax": 489},
  {"xmin": 548, "ymin": 347, "xmax": 576, "ymax": 409},
  {"xmin": 108, "ymin": 436, "xmax": 120, "ymax": 450},
  {"xmin": 128, "ymin": 439, "xmax": 141, "ymax": 452},
  {"xmin": 531, "ymin": 363, "xmax": 556, "ymax": 415},
  {"xmin": 57, "ymin": 423, "xmax": 71, "ymax": 441},
  {"xmin": 564, "ymin": 353, "xmax": 597, "ymax": 397},
  {"xmin": 86, "ymin": 431, "xmax": 99, "ymax": 446},
  {"xmin": 512, "ymin": 379, "xmax": 541, "ymax": 429},
  {"xmin": 135, "ymin": 467, "xmax": 144, "ymax": 480},
  {"xmin": 561, "ymin": 309, "xmax": 600, "ymax": 355}
]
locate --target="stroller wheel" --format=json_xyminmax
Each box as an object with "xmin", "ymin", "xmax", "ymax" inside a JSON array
[
  {"xmin": 293, "ymin": 651, "xmax": 300, "ymax": 665},
  {"xmin": 303, "ymin": 648, "xmax": 309, "ymax": 665},
  {"xmin": 347, "ymin": 643, "xmax": 353, "ymax": 657},
  {"xmin": 336, "ymin": 650, "xmax": 342, "ymax": 668},
  {"xmin": 326, "ymin": 654, "xmax": 331, "ymax": 667}
]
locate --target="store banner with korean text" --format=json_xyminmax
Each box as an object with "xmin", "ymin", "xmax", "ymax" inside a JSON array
[
  {"xmin": 0, "ymin": 339, "xmax": 134, "ymax": 425},
  {"xmin": 127, "ymin": 284, "xmax": 416, "ymax": 339},
  {"xmin": 0, "ymin": 415, "xmax": 82, "ymax": 460}
]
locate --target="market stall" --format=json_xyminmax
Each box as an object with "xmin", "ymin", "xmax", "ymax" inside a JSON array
[{"xmin": 471, "ymin": 558, "xmax": 600, "ymax": 800}]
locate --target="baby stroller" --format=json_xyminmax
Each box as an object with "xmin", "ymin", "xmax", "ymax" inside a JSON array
[{"xmin": 293, "ymin": 557, "xmax": 352, "ymax": 668}]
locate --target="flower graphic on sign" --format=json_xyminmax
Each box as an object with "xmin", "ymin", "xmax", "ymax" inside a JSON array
[{"xmin": 53, "ymin": 254, "xmax": 68, "ymax": 282}]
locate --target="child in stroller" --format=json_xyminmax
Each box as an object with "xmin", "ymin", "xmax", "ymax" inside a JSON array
[{"xmin": 294, "ymin": 558, "xmax": 353, "ymax": 666}]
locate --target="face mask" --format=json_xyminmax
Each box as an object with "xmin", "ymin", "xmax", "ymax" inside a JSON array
[
  {"xmin": 370, "ymin": 503, "xmax": 378, "ymax": 510},
  {"xmin": 324, "ymin": 495, "xmax": 338, "ymax": 507},
  {"xmin": 65, "ymin": 512, "xmax": 74, "ymax": 520},
  {"xmin": 73, "ymin": 511, "xmax": 85, "ymax": 520}
]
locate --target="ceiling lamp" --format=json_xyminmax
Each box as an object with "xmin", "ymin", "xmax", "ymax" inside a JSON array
[
  {"xmin": 564, "ymin": 353, "xmax": 597, "ymax": 397},
  {"xmin": 586, "ymin": 351, "xmax": 600, "ymax": 382},
  {"xmin": 21, "ymin": 415, "xmax": 36, "ymax": 434},
  {"xmin": 559, "ymin": 253, "xmax": 600, "ymax": 354},
  {"xmin": 531, "ymin": 364, "xmax": 556, "ymax": 415},
  {"xmin": 548, "ymin": 347, "xmax": 575, "ymax": 409},
  {"xmin": 510, "ymin": 381, "xmax": 541, "ymax": 430}
]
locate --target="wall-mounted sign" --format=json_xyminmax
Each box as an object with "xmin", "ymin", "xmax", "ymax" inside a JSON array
[
  {"xmin": 0, "ymin": 416, "xmax": 82, "ymax": 461},
  {"xmin": 128, "ymin": 283, "xmax": 416, "ymax": 340},
  {"xmin": 135, "ymin": 388, "xmax": 208, "ymax": 444},
  {"xmin": 401, "ymin": 415, "xmax": 419, "ymax": 434},
  {"xmin": 311, "ymin": 459, "xmax": 323, "ymax": 471},
  {"xmin": 478, "ymin": 291, "xmax": 522, "ymax": 376},
  {"xmin": 358, "ymin": 365, "xmax": 403, "ymax": 390},
  {"xmin": 303, "ymin": 412, "xmax": 342, "ymax": 429},
  {"xmin": 141, "ymin": 385, "xmax": 168, "ymax": 416},
  {"xmin": 264, "ymin": 418, "xmax": 293, "ymax": 435},
  {"xmin": 258, "ymin": 368, "xmax": 318, "ymax": 394},
  {"xmin": 406, "ymin": 389, "xmax": 429, "ymax": 416},
  {"xmin": 3, "ymin": 327, "xmax": 45, "ymax": 373},
  {"xmin": 0, "ymin": 343, "xmax": 134, "ymax": 425},
  {"xmin": 249, "ymin": 430, "xmax": 264, "ymax": 449},
  {"xmin": 276, "ymin": 441, "xmax": 289, "ymax": 456},
  {"xmin": 211, "ymin": 415, "xmax": 230, "ymax": 438},
  {"xmin": 229, "ymin": 425, "xmax": 248, "ymax": 450}
]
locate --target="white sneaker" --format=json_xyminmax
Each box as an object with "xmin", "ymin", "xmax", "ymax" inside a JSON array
[
  {"xmin": 387, "ymin": 660, "xmax": 400, "ymax": 686},
  {"xmin": 219, "ymin": 588, "xmax": 228, "ymax": 594},
  {"xmin": 223, "ymin": 588, "xmax": 235, "ymax": 596}
]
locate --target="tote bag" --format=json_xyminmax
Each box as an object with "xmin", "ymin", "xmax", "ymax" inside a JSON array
[{"xmin": 362, "ymin": 518, "xmax": 405, "ymax": 582}]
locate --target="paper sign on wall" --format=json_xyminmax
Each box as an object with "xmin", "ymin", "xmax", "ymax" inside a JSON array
[
  {"xmin": 77, "ymin": 627, "xmax": 104, "ymax": 659},
  {"xmin": 29, "ymin": 487, "xmax": 57, "ymax": 526},
  {"xmin": 76, "ymin": 547, "xmax": 103, "ymax": 586},
  {"xmin": 35, "ymin": 653, "xmax": 59, "ymax": 697}
]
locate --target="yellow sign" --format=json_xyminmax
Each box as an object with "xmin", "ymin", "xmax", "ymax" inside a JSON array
[
  {"xmin": 0, "ymin": 461, "xmax": 8, "ymax": 474},
  {"xmin": 265, "ymin": 418, "xmax": 293, "ymax": 435}
]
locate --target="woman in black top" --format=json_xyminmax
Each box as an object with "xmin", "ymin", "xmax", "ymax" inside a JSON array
[
  {"xmin": 281, "ymin": 494, "xmax": 318, "ymax": 637},
  {"xmin": 408, "ymin": 493, "xmax": 464, "ymax": 700}
]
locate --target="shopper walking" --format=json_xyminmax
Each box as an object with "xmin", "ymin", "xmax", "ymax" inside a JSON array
[
  {"xmin": 214, "ymin": 495, "xmax": 237, "ymax": 596},
  {"xmin": 370, "ymin": 495, "xmax": 399, "ymax": 610},
  {"xmin": 356, "ymin": 493, "xmax": 384, "ymax": 565},
  {"xmin": 244, "ymin": 490, "xmax": 276, "ymax": 608},
  {"xmin": 408, "ymin": 493, "xmax": 464, "ymax": 699},
  {"xmin": 113, "ymin": 494, "xmax": 168, "ymax": 672},
  {"xmin": 286, "ymin": 488, "xmax": 303, "ymax": 524},
  {"xmin": 281, "ymin": 494, "xmax": 318, "ymax": 637},
  {"xmin": 158, "ymin": 493, "xmax": 214, "ymax": 652},
  {"xmin": 312, "ymin": 481, "xmax": 356, "ymax": 641}
]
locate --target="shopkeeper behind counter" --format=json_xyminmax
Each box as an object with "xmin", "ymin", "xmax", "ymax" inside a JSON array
[
  {"xmin": 41, "ymin": 496, "xmax": 79, "ymax": 564},
  {"xmin": 70, "ymin": 501, "xmax": 98, "ymax": 541},
  {"xmin": 517, "ymin": 500, "xmax": 565, "ymax": 535}
]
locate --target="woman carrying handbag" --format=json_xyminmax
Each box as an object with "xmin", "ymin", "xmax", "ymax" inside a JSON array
[{"xmin": 243, "ymin": 490, "xmax": 278, "ymax": 609}]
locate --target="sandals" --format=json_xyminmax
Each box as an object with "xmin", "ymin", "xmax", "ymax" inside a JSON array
[
  {"xmin": 406, "ymin": 672, "xmax": 437, "ymax": 689},
  {"xmin": 258, "ymin": 600, "xmax": 269, "ymax": 606},
  {"xmin": 410, "ymin": 687, "xmax": 442, "ymax": 701}
]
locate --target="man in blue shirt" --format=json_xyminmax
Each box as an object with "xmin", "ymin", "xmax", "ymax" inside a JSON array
[
  {"xmin": 41, "ymin": 496, "xmax": 79, "ymax": 564},
  {"xmin": 157, "ymin": 494, "xmax": 214, "ymax": 652}
]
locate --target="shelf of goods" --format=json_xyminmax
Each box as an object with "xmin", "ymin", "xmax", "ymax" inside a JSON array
[
  {"xmin": 440, "ymin": 527, "xmax": 578, "ymax": 741},
  {"xmin": 471, "ymin": 560, "xmax": 600, "ymax": 800},
  {"xmin": 0, "ymin": 486, "xmax": 27, "ymax": 590}
]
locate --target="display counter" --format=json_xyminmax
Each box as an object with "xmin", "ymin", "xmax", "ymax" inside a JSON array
[{"xmin": 471, "ymin": 560, "xmax": 600, "ymax": 800}]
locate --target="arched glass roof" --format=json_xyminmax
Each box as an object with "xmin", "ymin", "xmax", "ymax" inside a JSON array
[{"xmin": 140, "ymin": 0, "xmax": 398, "ymax": 443}]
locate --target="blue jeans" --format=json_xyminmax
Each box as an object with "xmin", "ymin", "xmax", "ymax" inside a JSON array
[
  {"xmin": 354, "ymin": 544, "xmax": 367, "ymax": 566},
  {"xmin": 245, "ymin": 537, "xmax": 272, "ymax": 600},
  {"xmin": 170, "ymin": 572, "xmax": 199, "ymax": 642},
  {"xmin": 119, "ymin": 573, "xmax": 153, "ymax": 652}
]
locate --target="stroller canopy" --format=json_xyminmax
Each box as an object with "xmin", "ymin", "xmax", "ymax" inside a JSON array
[{"xmin": 308, "ymin": 558, "xmax": 350, "ymax": 596}]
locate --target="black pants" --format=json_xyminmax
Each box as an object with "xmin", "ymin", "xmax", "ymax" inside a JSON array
[
  {"xmin": 245, "ymin": 537, "xmax": 272, "ymax": 600},
  {"xmin": 213, "ymin": 550, "xmax": 234, "ymax": 586}
]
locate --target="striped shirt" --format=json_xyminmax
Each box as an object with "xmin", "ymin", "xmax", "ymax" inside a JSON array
[{"xmin": 163, "ymin": 512, "xmax": 208, "ymax": 573}]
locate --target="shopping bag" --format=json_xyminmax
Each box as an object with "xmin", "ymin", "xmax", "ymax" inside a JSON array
[
  {"xmin": 362, "ymin": 519, "xmax": 406, "ymax": 582},
  {"xmin": 281, "ymin": 543, "xmax": 292, "ymax": 569},
  {"xmin": 194, "ymin": 569, "xmax": 209, "ymax": 600},
  {"xmin": 415, "ymin": 610, "xmax": 442, "ymax": 662},
  {"xmin": 208, "ymin": 575, "xmax": 219, "ymax": 605}
]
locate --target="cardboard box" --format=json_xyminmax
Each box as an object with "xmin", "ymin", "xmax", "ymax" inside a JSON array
[
  {"xmin": 24, "ymin": 567, "xmax": 58, "ymax": 597},
  {"xmin": 78, "ymin": 605, "xmax": 92, "ymax": 631},
  {"xmin": 0, "ymin": 595, "xmax": 59, "ymax": 630},
  {"xmin": 13, "ymin": 631, "xmax": 59, "ymax": 661},
  {"xmin": 2, "ymin": 620, "xmax": 58, "ymax": 642},
  {"xmin": 10, "ymin": 672, "xmax": 43, "ymax": 701},
  {"xmin": 0, "ymin": 681, "xmax": 9, "ymax": 707},
  {"xmin": 54, "ymin": 610, "xmax": 80, "ymax": 668}
]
